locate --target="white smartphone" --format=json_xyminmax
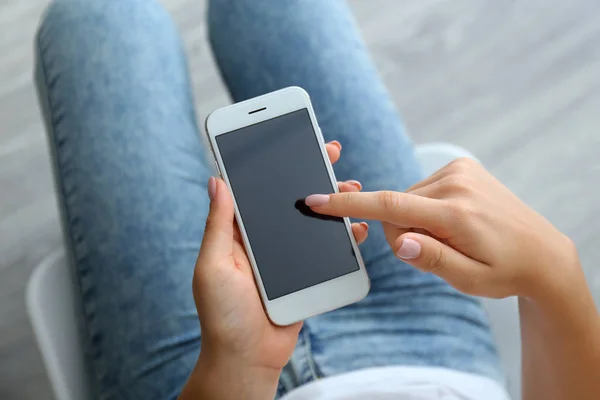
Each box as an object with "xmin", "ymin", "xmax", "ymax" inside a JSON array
[{"xmin": 205, "ymin": 87, "xmax": 370, "ymax": 325}]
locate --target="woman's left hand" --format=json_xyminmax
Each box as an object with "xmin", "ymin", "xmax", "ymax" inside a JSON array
[{"xmin": 180, "ymin": 142, "xmax": 367, "ymax": 400}]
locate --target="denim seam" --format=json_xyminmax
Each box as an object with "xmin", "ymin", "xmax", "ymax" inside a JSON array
[
  {"xmin": 35, "ymin": 20, "xmax": 107, "ymax": 397},
  {"xmin": 300, "ymin": 325, "xmax": 321, "ymax": 382}
]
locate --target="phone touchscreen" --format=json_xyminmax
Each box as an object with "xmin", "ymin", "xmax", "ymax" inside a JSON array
[{"xmin": 215, "ymin": 109, "xmax": 360, "ymax": 300}]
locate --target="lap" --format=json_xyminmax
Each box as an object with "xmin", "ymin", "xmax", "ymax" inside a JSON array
[{"xmin": 37, "ymin": 0, "xmax": 501, "ymax": 398}]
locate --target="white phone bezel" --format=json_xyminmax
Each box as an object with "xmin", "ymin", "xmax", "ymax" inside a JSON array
[{"xmin": 205, "ymin": 86, "xmax": 370, "ymax": 326}]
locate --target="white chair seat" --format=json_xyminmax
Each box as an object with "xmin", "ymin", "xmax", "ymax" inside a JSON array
[
  {"xmin": 26, "ymin": 142, "xmax": 521, "ymax": 400},
  {"xmin": 26, "ymin": 251, "xmax": 92, "ymax": 400}
]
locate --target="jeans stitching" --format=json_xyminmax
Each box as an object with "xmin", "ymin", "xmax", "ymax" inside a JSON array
[
  {"xmin": 35, "ymin": 14, "xmax": 107, "ymax": 395},
  {"xmin": 301, "ymin": 324, "xmax": 321, "ymax": 382}
]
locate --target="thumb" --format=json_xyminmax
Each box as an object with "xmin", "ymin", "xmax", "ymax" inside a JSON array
[
  {"xmin": 393, "ymin": 232, "xmax": 487, "ymax": 295},
  {"xmin": 199, "ymin": 177, "xmax": 235, "ymax": 260}
]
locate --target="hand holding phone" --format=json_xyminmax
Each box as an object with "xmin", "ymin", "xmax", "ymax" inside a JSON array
[
  {"xmin": 182, "ymin": 143, "xmax": 367, "ymax": 399},
  {"xmin": 205, "ymin": 87, "xmax": 370, "ymax": 325}
]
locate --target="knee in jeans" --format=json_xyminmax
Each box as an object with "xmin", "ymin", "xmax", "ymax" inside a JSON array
[{"xmin": 37, "ymin": 0, "xmax": 177, "ymax": 47}]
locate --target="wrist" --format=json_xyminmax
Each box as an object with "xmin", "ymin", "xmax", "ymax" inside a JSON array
[
  {"xmin": 520, "ymin": 234, "xmax": 583, "ymax": 304},
  {"xmin": 180, "ymin": 348, "xmax": 282, "ymax": 400}
]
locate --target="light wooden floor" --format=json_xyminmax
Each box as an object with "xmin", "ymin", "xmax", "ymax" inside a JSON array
[{"xmin": 1, "ymin": 0, "xmax": 599, "ymax": 398}]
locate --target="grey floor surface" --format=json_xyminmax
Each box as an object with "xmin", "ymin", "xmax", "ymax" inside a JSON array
[{"xmin": 1, "ymin": 0, "xmax": 599, "ymax": 398}]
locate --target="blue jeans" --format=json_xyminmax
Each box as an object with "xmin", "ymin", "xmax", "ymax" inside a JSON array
[{"xmin": 35, "ymin": 0, "xmax": 502, "ymax": 398}]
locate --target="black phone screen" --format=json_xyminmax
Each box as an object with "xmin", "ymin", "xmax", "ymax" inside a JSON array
[{"xmin": 215, "ymin": 109, "xmax": 360, "ymax": 300}]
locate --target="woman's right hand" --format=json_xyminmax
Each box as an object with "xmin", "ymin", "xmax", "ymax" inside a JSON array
[{"xmin": 305, "ymin": 157, "xmax": 579, "ymax": 300}]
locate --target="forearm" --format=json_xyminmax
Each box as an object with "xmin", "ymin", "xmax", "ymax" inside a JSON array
[
  {"xmin": 520, "ymin": 255, "xmax": 600, "ymax": 400},
  {"xmin": 179, "ymin": 352, "xmax": 281, "ymax": 400}
]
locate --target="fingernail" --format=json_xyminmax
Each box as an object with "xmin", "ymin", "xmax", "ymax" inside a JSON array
[
  {"xmin": 329, "ymin": 140, "xmax": 342, "ymax": 150},
  {"xmin": 359, "ymin": 222, "xmax": 369, "ymax": 231},
  {"xmin": 347, "ymin": 180, "xmax": 362, "ymax": 190},
  {"xmin": 396, "ymin": 239, "xmax": 421, "ymax": 260},
  {"xmin": 208, "ymin": 176, "xmax": 217, "ymax": 200},
  {"xmin": 305, "ymin": 194, "xmax": 330, "ymax": 207}
]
